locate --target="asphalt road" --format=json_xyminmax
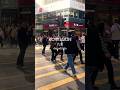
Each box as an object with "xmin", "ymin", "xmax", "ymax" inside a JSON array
[
  {"xmin": 0, "ymin": 46, "xmax": 35, "ymax": 90},
  {"xmin": 35, "ymin": 45, "xmax": 85, "ymax": 90},
  {"xmin": 35, "ymin": 45, "xmax": 120, "ymax": 90},
  {"xmin": 0, "ymin": 45, "xmax": 120, "ymax": 90}
]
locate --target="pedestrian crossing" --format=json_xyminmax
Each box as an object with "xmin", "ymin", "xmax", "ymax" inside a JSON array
[
  {"xmin": 36, "ymin": 45, "xmax": 120, "ymax": 90},
  {"xmin": 35, "ymin": 45, "xmax": 85, "ymax": 90},
  {"xmin": 0, "ymin": 46, "xmax": 34, "ymax": 90},
  {"xmin": 38, "ymin": 73, "xmax": 85, "ymax": 90},
  {"xmin": 96, "ymin": 60, "xmax": 120, "ymax": 88}
]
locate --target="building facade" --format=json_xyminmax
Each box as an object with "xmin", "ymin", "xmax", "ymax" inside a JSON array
[
  {"xmin": 35, "ymin": 0, "xmax": 85, "ymax": 32},
  {"xmin": 0, "ymin": 0, "xmax": 34, "ymax": 24},
  {"xmin": 86, "ymin": 0, "xmax": 120, "ymax": 24}
]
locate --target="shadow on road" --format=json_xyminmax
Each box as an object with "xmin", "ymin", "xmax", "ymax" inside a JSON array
[
  {"xmin": 16, "ymin": 62, "xmax": 35, "ymax": 83},
  {"xmin": 66, "ymin": 76, "xmax": 85, "ymax": 90}
]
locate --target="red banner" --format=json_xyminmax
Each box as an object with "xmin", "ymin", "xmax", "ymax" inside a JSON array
[
  {"xmin": 64, "ymin": 22, "xmax": 85, "ymax": 29},
  {"xmin": 43, "ymin": 22, "xmax": 85, "ymax": 30},
  {"xmin": 43, "ymin": 24, "xmax": 58, "ymax": 30}
]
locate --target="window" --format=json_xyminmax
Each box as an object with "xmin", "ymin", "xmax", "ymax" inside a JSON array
[
  {"xmin": 73, "ymin": 0, "xmax": 85, "ymax": 3},
  {"xmin": 44, "ymin": 0, "xmax": 63, "ymax": 5}
]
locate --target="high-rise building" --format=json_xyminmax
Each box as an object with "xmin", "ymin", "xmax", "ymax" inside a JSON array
[
  {"xmin": 86, "ymin": 0, "xmax": 120, "ymax": 24},
  {"xmin": 0, "ymin": 0, "xmax": 34, "ymax": 23},
  {"xmin": 36, "ymin": 0, "xmax": 85, "ymax": 31}
]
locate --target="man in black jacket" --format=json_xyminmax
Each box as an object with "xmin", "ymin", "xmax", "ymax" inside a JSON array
[
  {"xmin": 63, "ymin": 32, "xmax": 78, "ymax": 77},
  {"xmin": 42, "ymin": 35, "xmax": 48, "ymax": 55},
  {"xmin": 86, "ymin": 20, "xmax": 120, "ymax": 90},
  {"xmin": 85, "ymin": 20, "xmax": 105, "ymax": 90},
  {"xmin": 16, "ymin": 23, "xmax": 29, "ymax": 67}
]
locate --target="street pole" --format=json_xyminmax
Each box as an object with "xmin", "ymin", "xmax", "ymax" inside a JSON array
[
  {"xmin": 58, "ymin": 27, "xmax": 60, "ymax": 37},
  {"xmin": 57, "ymin": 16, "xmax": 60, "ymax": 37}
]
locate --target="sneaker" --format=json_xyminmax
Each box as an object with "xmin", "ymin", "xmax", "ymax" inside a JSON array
[
  {"xmin": 72, "ymin": 74, "xmax": 77, "ymax": 77},
  {"xmin": 63, "ymin": 68, "xmax": 67, "ymax": 73}
]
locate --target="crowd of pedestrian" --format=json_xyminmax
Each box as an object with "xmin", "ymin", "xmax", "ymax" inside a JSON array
[
  {"xmin": 0, "ymin": 22, "xmax": 34, "ymax": 48},
  {"xmin": 36, "ymin": 31, "xmax": 86, "ymax": 77},
  {"xmin": 86, "ymin": 18, "xmax": 120, "ymax": 90},
  {"xmin": 0, "ymin": 21, "xmax": 34, "ymax": 69}
]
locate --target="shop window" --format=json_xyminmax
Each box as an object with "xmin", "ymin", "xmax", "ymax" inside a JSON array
[{"xmin": 44, "ymin": 0, "xmax": 63, "ymax": 5}]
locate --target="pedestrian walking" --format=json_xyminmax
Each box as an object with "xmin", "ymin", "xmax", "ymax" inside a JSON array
[
  {"xmin": 111, "ymin": 19, "xmax": 120, "ymax": 60},
  {"xmin": 16, "ymin": 23, "xmax": 29, "ymax": 67},
  {"xmin": 50, "ymin": 40, "xmax": 57, "ymax": 63},
  {"xmin": 80, "ymin": 33, "xmax": 85, "ymax": 51},
  {"xmin": 63, "ymin": 33, "xmax": 78, "ymax": 77},
  {"xmin": 86, "ymin": 20, "xmax": 104, "ymax": 90},
  {"xmin": 98, "ymin": 21, "xmax": 120, "ymax": 89},
  {"xmin": 0, "ymin": 27, "xmax": 4, "ymax": 47},
  {"xmin": 73, "ymin": 36, "xmax": 84, "ymax": 64},
  {"xmin": 42, "ymin": 35, "xmax": 48, "ymax": 55}
]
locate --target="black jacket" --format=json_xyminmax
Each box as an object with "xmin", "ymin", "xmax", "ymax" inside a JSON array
[
  {"xmin": 42, "ymin": 37, "xmax": 48, "ymax": 46},
  {"xmin": 86, "ymin": 24, "xmax": 104, "ymax": 71},
  {"xmin": 63, "ymin": 36, "xmax": 78, "ymax": 54},
  {"xmin": 17, "ymin": 27, "xmax": 28, "ymax": 47}
]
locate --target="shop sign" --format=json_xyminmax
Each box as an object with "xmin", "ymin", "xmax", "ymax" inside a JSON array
[
  {"xmin": 64, "ymin": 22, "xmax": 85, "ymax": 29},
  {"xmin": 43, "ymin": 23, "xmax": 58, "ymax": 30},
  {"xmin": 49, "ymin": 24, "xmax": 58, "ymax": 27}
]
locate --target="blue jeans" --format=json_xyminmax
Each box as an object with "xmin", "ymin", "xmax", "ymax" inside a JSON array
[{"xmin": 65, "ymin": 54, "xmax": 76, "ymax": 74}]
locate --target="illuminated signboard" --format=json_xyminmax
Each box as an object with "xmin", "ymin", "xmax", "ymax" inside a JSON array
[{"xmin": 49, "ymin": 24, "xmax": 58, "ymax": 27}]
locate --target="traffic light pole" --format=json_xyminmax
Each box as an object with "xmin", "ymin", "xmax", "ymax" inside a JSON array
[
  {"xmin": 57, "ymin": 16, "xmax": 66, "ymax": 37},
  {"xmin": 58, "ymin": 27, "xmax": 60, "ymax": 37}
]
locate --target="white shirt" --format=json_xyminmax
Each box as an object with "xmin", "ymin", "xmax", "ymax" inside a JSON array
[
  {"xmin": 76, "ymin": 40, "xmax": 81, "ymax": 50},
  {"xmin": 80, "ymin": 36, "xmax": 85, "ymax": 43},
  {"xmin": 111, "ymin": 23, "xmax": 120, "ymax": 40}
]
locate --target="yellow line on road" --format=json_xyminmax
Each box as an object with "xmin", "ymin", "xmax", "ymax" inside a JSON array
[
  {"xmin": 35, "ymin": 62, "xmax": 65, "ymax": 71},
  {"xmin": 35, "ymin": 60, "xmax": 84, "ymax": 71},
  {"xmin": 35, "ymin": 64, "xmax": 84, "ymax": 79},
  {"xmin": 36, "ymin": 69, "xmax": 65, "ymax": 79},
  {"xmin": 0, "ymin": 74, "xmax": 33, "ymax": 80},
  {"xmin": 37, "ymin": 72, "xmax": 85, "ymax": 90},
  {"xmin": 0, "ymin": 60, "xmax": 34, "ymax": 65},
  {"xmin": 96, "ymin": 76, "xmax": 120, "ymax": 85},
  {"xmin": 0, "ymin": 83, "xmax": 33, "ymax": 90}
]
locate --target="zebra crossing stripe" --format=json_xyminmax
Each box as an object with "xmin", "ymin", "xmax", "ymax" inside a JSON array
[
  {"xmin": 37, "ymin": 72, "xmax": 85, "ymax": 90},
  {"xmin": 35, "ymin": 64, "xmax": 84, "ymax": 79}
]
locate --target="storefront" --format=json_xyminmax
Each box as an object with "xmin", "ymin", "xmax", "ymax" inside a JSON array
[{"xmin": 36, "ymin": 0, "xmax": 85, "ymax": 35}]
